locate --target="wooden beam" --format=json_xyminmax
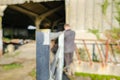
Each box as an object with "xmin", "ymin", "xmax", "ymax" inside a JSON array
[
  {"xmin": 35, "ymin": 5, "xmax": 63, "ymax": 29},
  {"xmin": 39, "ymin": 5, "xmax": 63, "ymax": 18},
  {"xmin": 9, "ymin": 5, "xmax": 38, "ymax": 17},
  {"xmin": 38, "ymin": 3, "xmax": 48, "ymax": 10}
]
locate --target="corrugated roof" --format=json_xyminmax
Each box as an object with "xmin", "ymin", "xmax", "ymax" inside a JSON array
[{"xmin": 0, "ymin": 0, "xmax": 61, "ymax": 5}]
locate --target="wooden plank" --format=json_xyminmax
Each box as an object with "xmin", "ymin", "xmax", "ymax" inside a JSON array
[{"xmin": 9, "ymin": 5, "xmax": 38, "ymax": 17}]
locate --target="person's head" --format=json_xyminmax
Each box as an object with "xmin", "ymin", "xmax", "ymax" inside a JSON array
[{"xmin": 64, "ymin": 24, "xmax": 71, "ymax": 30}]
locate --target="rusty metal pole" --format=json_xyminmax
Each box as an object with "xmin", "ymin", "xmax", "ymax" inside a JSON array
[
  {"xmin": 83, "ymin": 40, "xmax": 92, "ymax": 65},
  {"xmin": 75, "ymin": 45, "xmax": 81, "ymax": 64},
  {"xmin": 105, "ymin": 40, "xmax": 109, "ymax": 64},
  {"xmin": 95, "ymin": 41, "xmax": 104, "ymax": 66}
]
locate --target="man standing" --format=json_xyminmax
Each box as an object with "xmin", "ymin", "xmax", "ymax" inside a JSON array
[{"xmin": 64, "ymin": 24, "xmax": 76, "ymax": 75}]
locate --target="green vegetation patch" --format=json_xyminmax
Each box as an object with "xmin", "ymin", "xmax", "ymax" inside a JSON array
[
  {"xmin": 75, "ymin": 72, "xmax": 120, "ymax": 80},
  {"xmin": 29, "ymin": 69, "xmax": 36, "ymax": 80},
  {"xmin": 2, "ymin": 63, "xmax": 23, "ymax": 70},
  {"xmin": 88, "ymin": 29, "xmax": 100, "ymax": 39},
  {"xmin": 3, "ymin": 37, "xmax": 11, "ymax": 43}
]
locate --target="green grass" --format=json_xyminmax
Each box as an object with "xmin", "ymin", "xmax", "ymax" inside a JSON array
[
  {"xmin": 29, "ymin": 69, "xmax": 36, "ymax": 80},
  {"xmin": 2, "ymin": 63, "xmax": 23, "ymax": 70},
  {"xmin": 75, "ymin": 72, "xmax": 120, "ymax": 80}
]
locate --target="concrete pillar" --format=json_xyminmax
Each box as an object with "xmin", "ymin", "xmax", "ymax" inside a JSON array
[
  {"xmin": 36, "ymin": 29, "xmax": 50, "ymax": 80},
  {"xmin": 0, "ymin": 5, "xmax": 7, "ymax": 56},
  {"xmin": 0, "ymin": 16, "xmax": 2, "ymax": 56}
]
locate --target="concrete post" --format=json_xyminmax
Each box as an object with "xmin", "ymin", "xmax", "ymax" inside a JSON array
[
  {"xmin": 0, "ymin": 5, "xmax": 7, "ymax": 56},
  {"xmin": 0, "ymin": 16, "xmax": 2, "ymax": 56},
  {"xmin": 36, "ymin": 29, "xmax": 50, "ymax": 80}
]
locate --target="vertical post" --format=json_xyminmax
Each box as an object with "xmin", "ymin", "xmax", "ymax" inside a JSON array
[
  {"xmin": 0, "ymin": 5, "xmax": 7, "ymax": 56},
  {"xmin": 95, "ymin": 41, "xmax": 104, "ymax": 66},
  {"xmin": 55, "ymin": 34, "xmax": 64, "ymax": 80},
  {"xmin": 36, "ymin": 29, "xmax": 50, "ymax": 80},
  {"xmin": 35, "ymin": 17, "xmax": 42, "ymax": 30},
  {"xmin": 110, "ymin": 44, "xmax": 117, "ymax": 63},
  {"xmin": 105, "ymin": 40, "xmax": 109, "ymax": 64},
  {"xmin": 92, "ymin": 43, "xmax": 95, "ymax": 61},
  {"xmin": 0, "ymin": 16, "xmax": 2, "ymax": 56},
  {"xmin": 83, "ymin": 40, "xmax": 92, "ymax": 65}
]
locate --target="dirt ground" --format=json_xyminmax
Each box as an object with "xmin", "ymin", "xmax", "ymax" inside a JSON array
[{"xmin": 0, "ymin": 42, "xmax": 36, "ymax": 80}]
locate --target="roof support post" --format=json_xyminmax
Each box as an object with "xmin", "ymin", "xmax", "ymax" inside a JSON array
[
  {"xmin": 39, "ymin": 5, "xmax": 63, "ymax": 18},
  {"xmin": 9, "ymin": 5, "xmax": 38, "ymax": 17},
  {"xmin": 35, "ymin": 6, "xmax": 63, "ymax": 30},
  {"xmin": 35, "ymin": 17, "xmax": 44, "ymax": 30},
  {"xmin": 0, "ymin": 5, "xmax": 7, "ymax": 57}
]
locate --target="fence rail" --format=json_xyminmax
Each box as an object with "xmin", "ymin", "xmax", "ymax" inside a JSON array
[
  {"xmin": 75, "ymin": 39, "xmax": 120, "ymax": 65},
  {"xmin": 49, "ymin": 33, "xmax": 64, "ymax": 80}
]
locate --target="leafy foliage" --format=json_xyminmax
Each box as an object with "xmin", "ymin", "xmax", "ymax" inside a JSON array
[
  {"xmin": 110, "ymin": 28, "xmax": 120, "ymax": 40},
  {"xmin": 78, "ymin": 48, "xmax": 88, "ymax": 61},
  {"xmin": 114, "ymin": 0, "xmax": 120, "ymax": 25},
  {"xmin": 104, "ymin": 27, "xmax": 120, "ymax": 53},
  {"xmin": 101, "ymin": 0, "xmax": 109, "ymax": 15},
  {"xmin": 88, "ymin": 29, "xmax": 100, "ymax": 39},
  {"xmin": 101, "ymin": 0, "xmax": 120, "ymax": 54}
]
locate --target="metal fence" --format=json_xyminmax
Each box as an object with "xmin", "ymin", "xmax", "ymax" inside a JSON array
[
  {"xmin": 49, "ymin": 33, "xmax": 64, "ymax": 80},
  {"xmin": 76, "ymin": 39, "xmax": 120, "ymax": 65}
]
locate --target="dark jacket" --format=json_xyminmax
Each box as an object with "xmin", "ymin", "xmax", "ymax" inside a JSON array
[{"xmin": 64, "ymin": 29, "xmax": 75, "ymax": 53}]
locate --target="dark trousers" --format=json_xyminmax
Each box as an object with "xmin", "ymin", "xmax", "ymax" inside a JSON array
[{"xmin": 64, "ymin": 53, "xmax": 73, "ymax": 67}]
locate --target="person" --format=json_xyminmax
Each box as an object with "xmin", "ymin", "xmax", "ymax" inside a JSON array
[{"xmin": 64, "ymin": 24, "xmax": 76, "ymax": 75}]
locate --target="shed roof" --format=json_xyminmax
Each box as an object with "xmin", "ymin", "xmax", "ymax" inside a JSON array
[
  {"xmin": 0, "ymin": 0, "xmax": 62, "ymax": 5},
  {"xmin": 2, "ymin": 1, "xmax": 65, "ymax": 28}
]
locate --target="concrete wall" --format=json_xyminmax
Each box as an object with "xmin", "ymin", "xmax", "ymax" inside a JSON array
[
  {"xmin": 65, "ymin": 0, "xmax": 119, "ymax": 39},
  {"xmin": 65, "ymin": 1, "xmax": 120, "ymax": 76},
  {"xmin": 72, "ymin": 61, "xmax": 120, "ymax": 76}
]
